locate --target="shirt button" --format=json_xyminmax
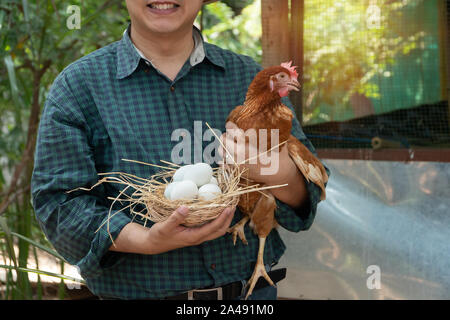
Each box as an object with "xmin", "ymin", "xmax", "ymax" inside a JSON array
[
  {"xmin": 210, "ymin": 264, "xmax": 216, "ymax": 270},
  {"xmin": 170, "ymin": 86, "xmax": 175, "ymax": 92}
]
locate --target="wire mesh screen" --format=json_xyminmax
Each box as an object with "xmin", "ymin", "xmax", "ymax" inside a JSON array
[{"xmin": 301, "ymin": 0, "xmax": 450, "ymax": 149}]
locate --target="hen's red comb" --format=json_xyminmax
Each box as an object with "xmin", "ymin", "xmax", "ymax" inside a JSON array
[{"xmin": 280, "ymin": 61, "xmax": 299, "ymax": 80}]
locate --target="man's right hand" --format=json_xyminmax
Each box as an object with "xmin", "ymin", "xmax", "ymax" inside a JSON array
[{"xmin": 109, "ymin": 206, "xmax": 236, "ymax": 255}]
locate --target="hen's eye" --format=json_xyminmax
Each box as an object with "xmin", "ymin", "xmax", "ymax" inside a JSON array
[{"xmin": 280, "ymin": 74, "xmax": 285, "ymax": 78}]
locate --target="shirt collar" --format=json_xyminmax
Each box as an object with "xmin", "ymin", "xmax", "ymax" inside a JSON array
[
  {"xmin": 116, "ymin": 25, "xmax": 225, "ymax": 79},
  {"xmin": 116, "ymin": 25, "xmax": 142, "ymax": 79},
  {"xmin": 193, "ymin": 26, "xmax": 226, "ymax": 70}
]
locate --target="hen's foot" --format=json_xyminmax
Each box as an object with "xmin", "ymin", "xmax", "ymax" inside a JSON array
[
  {"xmin": 227, "ymin": 216, "xmax": 249, "ymax": 245},
  {"xmin": 244, "ymin": 237, "xmax": 275, "ymax": 300}
]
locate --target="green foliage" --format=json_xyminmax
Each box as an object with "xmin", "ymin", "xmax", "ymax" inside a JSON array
[
  {"xmin": 0, "ymin": 0, "xmax": 129, "ymax": 170},
  {"xmin": 222, "ymin": 0, "xmax": 254, "ymax": 16},
  {"xmin": 0, "ymin": 0, "xmax": 128, "ymax": 300},
  {"xmin": 198, "ymin": 0, "xmax": 262, "ymax": 63},
  {"xmin": 302, "ymin": 0, "xmax": 428, "ymax": 124}
]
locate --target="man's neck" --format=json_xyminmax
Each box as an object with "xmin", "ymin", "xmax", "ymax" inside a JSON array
[{"xmin": 130, "ymin": 25, "xmax": 195, "ymax": 66}]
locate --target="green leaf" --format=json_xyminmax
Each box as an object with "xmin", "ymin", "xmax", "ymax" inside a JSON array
[
  {"xmin": 22, "ymin": 0, "xmax": 30, "ymax": 22},
  {"xmin": 3, "ymin": 55, "xmax": 23, "ymax": 109},
  {"xmin": 0, "ymin": 264, "xmax": 86, "ymax": 284},
  {"xmin": 10, "ymin": 231, "xmax": 66, "ymax": 261},
  {"xmin": 0, "ymin": 10, "xmax": 5, "ymax": 30},
  {"xmin": 0, "ymin": 216, "xmax": 18, "ymax": 268}
]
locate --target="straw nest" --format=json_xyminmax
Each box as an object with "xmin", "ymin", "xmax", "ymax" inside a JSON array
[{"xmin": 68, "ymin": 123, "xmax": 287, "ymax": 243}]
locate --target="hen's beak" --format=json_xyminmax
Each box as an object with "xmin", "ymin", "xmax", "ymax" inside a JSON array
[{"xmin": 287, "ymin": 79, "xmax": 300, "ymax": 92}]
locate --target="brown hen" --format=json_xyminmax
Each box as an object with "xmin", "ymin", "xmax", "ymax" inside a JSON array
[{"xmin": 225, "ymin": 62, "xmax": 328, "ymax": 299}]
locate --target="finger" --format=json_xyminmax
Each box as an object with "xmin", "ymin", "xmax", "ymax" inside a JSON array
[
  {"xmin": 223, "ymin": 134, "xmax": 244, "ymax": 153},
  {"xmin": 162, "ymin": 206, "xmax": 189, "ymax": 230},
  {"xmin": 201, "ymin": 207, "xmax": 236, "ymax": 242},
  {"xmin": 223, "ymin": 206, "xmax": 236, "ymax": 229},
  {"xmin": 225, "ymin": 122, "xmax": 245, "ymax": 142},
  {"xmin": 202, "ymin": 208, "xmax": 235, "ymax": 242},
  {"xmin": 193, "ymin": 207, "xmax": 233, "ymax": 243},
  {"xmin": 224, "ymin": 135, "xmax": 250, "ymax": 165},
  {"xmin": 216, "ymin": 207, "xmax": 236, "ymax": 232},
  {"xmin": 225, "ymin": 121, "xmax": 239, "ymax": 130},
  {"xmin": 222, "ymin": 136, "xmax": 241, "ymax": 164},
  {"xmin": 219, "ymin": 132, "xmax": 227, "ymax": 144},
  {"xmin": 227, "ymin": 127, "xmax": 245, "ymax": 142}
]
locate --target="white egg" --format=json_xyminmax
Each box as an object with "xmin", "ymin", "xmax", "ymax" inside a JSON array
[
  {"xmin": 183, "ymin": 163, "xmax": 213, "ymax": 187},
  {"xmin": 172, "ymin": 164, "xmax": 194, "ymax": 182},
  {"xmin": 198, "ymin": 184, "xmax": 222, "ymax": 201},
  {"xmin": 209, "ymin": 177, "xmax": 219, "ymax": 185},
  {"xmin": 170, "ymin": 180, "xmax": 198, "ymax": 200},
  {"xmin": 164, "ymin": 182, "xmax": 180, "ymax": 200}
]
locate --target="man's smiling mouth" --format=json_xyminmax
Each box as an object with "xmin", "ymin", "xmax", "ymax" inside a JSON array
[{"xmin": 147, "ymin": 2, "xmax": 180, "ymax": 10}]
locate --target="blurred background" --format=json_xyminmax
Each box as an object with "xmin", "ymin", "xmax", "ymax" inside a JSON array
[{"xmin": 0, "ymin": 0, "xmax": 449, "ymax": 299}]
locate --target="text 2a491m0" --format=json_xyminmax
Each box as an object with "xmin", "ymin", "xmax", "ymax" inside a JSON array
[
  {"xmin": 220, "ymin": 304, "xmax": 274, "ymax": 315},
  {"xmin": 175, "ymin": 304, "xmax": 274, "ymax": 317}
]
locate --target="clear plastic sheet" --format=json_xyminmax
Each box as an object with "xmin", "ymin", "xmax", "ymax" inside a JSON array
[{"xmin": 277, "ymin": 159, "xmax": 450, "ymax": 299}]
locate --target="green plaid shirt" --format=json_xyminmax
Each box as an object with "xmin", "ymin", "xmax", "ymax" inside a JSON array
[{"xmin": 31, "ymin": 26, "xmax": 329, "ymax": 299}]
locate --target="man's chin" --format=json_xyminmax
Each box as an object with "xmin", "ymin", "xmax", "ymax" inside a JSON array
[{"xmin": 142, "ymin": 22, "xmax": 181, "ymax": 35}]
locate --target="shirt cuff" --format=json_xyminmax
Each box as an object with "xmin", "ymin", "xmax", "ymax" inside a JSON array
[
  {"xmin": 274, "ymin": 176, "xmax": 323, "ymax": 233},
  {"xmin": 76, "ymin": 210, "xmax": 131, "ymax": 279}
]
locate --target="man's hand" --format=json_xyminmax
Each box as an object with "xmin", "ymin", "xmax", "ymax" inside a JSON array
[
  {"xmin": 145, "ymin": 206, "xmax": 235, "ymax": 254},
  {"xmin": 219, "ymin": 121, "xmax": 309, "ymax": 208},
  {"xmin": 110, "ymin": 206, "xmax": 236, "ymax": 255},
  {"xmin": 219, "ymin": 121, "xmax": 290, "ymax": 185}
]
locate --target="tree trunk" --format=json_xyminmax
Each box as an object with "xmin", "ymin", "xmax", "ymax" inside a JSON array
[{"xmin": 0, "ymin": 63, "xmax": 49, "ymax": 216}]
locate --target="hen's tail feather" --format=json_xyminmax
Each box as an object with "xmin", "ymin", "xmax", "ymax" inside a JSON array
[{"xmin": 287, "ymin": 135, "xmax": 328, "ymax": 201}]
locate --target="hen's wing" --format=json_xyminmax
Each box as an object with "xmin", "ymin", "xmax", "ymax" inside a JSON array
[{"xmin": 287, "ymin": 135, "xmax": 328, "ymax": 200}]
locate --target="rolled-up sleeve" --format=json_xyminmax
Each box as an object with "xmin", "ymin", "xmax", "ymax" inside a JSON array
[
  {"xmin": 31, "ymin": 88, "xmax": 131, "ymax": 279},
  {"xmin": 273, "ymin": 97, "xmax": 331, "ymax": 232}
]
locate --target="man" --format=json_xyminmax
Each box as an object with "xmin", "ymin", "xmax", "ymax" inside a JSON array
[{"xmin": 31, "ymin": 0, "xmax": 329, "ymax": 300}]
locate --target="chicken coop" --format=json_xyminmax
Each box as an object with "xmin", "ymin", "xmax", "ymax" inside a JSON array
[{"xmin": 261, "ymin": 0, "xmax": 450, "ymax": 299}]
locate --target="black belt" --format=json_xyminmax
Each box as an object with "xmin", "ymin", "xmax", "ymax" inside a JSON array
[{"xmin": 164, "ymin": 268, "xmax": 286, "ymax": 300}]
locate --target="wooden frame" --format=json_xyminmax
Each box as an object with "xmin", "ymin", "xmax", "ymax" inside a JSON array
[{"xmin": 261, "ymin": 0, "xmax": 303, "ymax": 122}]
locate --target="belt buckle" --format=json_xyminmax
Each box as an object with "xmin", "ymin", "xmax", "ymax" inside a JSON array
[{"xmin": 188, "ymin": 287, "xmax": 223, "ymax": 300}]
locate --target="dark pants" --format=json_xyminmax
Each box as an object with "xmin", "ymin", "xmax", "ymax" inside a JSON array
[
  {"xmin": 99, "ymin": 265, "xmax": 278, "ymax": 300},
  {"xmin": 98, "ymin": 285, "xmax": 277, "ymax": 300}
]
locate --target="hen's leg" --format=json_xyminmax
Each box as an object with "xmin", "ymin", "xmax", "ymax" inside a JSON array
[
  {"xmin": 244, "ymin": 192, "xmax": 277, "ymax": 299},
  {"xmin": 227, "ymin": 216, "xmax": 250, "ymax": 245},
  {"xmin": 245, "ymin": 236, "xmax": 274, "ymax": 299}
]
